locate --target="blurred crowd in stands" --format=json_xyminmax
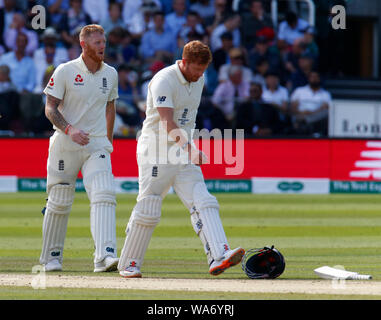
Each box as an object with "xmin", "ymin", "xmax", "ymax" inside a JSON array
[{"xmin": 0, "ymin": 0, "xmax": 343, "ymax": 138}]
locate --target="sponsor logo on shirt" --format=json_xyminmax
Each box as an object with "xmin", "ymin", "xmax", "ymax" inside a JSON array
[
  {"xmin": 46, "ymin": 77, "xmax": 54, "ymax": 90},
  {"xmin": 74, "ymin": 74, "xmax": 84, "ymax": 86},
  {"xmin": 157, "ymin": 96, "xmax": 166, "ymax": 103},
  {"xmin": 99, "ymin": 77, "xmax": 109, "ymax": 94},
  {"xmin": 178, "ymin": 108, "xmax": 189, "ymax": 126}
]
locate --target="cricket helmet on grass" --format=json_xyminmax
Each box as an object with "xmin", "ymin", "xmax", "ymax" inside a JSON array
[{"xmin": 242, "ymin": 245, "xmax": 285, "ymax": 279}]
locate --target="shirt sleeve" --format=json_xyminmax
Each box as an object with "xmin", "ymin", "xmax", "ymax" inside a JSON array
[
  {"xmin": 43, "ymin": 63, "xmax": 66, "ymax": 100},
  {"xmin": 290, "ymin": 88, "xmax": 301, "ymax": 102},
  {"xmin": 149, "ymin": 76, "xmax": 174, "ymax": 109},
  {"xmin": 108, "ymin": 69, "xmax": 119, "ymax": 101}
]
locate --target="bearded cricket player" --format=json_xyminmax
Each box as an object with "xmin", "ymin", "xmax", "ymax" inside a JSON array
[
  {"xmin": 118, "ymin": 40, "xmax": 245, "ymax": 278},
  {"xmin": 40, "ymin": 24, "xmax": 119, "ymax": 272}
]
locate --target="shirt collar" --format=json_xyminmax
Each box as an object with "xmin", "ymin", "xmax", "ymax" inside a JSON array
[
  {"xmin": 174, "ymin": 60, "xmax": 189, "ymax": 85},
  {"xmin": 77, "ymin": 54, "xmax": 105, "ymax": 74}
]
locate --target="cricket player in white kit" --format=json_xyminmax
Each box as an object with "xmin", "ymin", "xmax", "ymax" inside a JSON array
[
  {"xmin": 118, "ymin": 40, "xmax": 245, "ymax": 278},
  {"xmin": 40, "ymin": 25, "xmax": 119, "ymax": 272}
]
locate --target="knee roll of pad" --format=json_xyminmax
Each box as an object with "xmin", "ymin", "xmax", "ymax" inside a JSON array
[
  {"xmin": 89, "ymin": 171, "xmax": 116, "ymax": 205},
  {"xmin": 129, "ymin": 195, "xmax": 162, "ymax": 228},
  {"xmin": 47, "ymin": 184, "xmax": 75, "ymax": 215}
]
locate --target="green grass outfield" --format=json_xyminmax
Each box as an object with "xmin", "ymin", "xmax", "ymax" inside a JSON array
[{"xmin": 1, "ymin": 192, "xmax": 381, "ymax": 300}]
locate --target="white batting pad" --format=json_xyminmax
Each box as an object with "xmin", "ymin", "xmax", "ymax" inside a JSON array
[
  {"xmin": 89, "ymin": 171, "xmax": 117, "ymax": 263},
  {"xmin": 118, "ymin": 195, "xmax": 162, "ymax": 271},
  {"xmin": 192, "ymin": 182, "xmax": 229, "ymax": 262},
  {"xmin": 197, "ymin": 207, "xmax": 229, "ymax": 262},
  {"xmin": 40, "ymin": 184, "xmax": 75, "ymax": 265}
]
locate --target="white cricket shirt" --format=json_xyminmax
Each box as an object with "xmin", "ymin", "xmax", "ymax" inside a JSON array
[
  {"xmin": 137, "ymin": 60, "xmax": 204, "ymax": 162},
  {"xmin": 43, "ymin": 54, "xmax": 119, "ymax": 136}
]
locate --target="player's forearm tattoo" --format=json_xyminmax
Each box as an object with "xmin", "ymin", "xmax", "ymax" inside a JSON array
[{"xmin": 45, "ymin": 94, "xmax": 68, "ymax": 131}]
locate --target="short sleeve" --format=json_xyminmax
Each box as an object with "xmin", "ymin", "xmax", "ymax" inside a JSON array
[
  {"xmin": 290, "ymin": 88, "xmax": 301, "ymax": 102},
  {"xmin": 149, "ymin": 77, "xmax": 174, "ymax": 108},
  {"xmin": 43, "ymin": 63, "xmax": 66, "ymax": 100},
  {"xmin": 281, "ymin": 87, "xmax": 289, "ymax": 102},
  {"xmin": 108, "ymin": 69, "xmax": 119, "ymax": 102}
]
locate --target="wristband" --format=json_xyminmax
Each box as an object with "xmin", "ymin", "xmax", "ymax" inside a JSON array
[{"xmin": 64, "ymin": 124, "xmax": 72, "ymax": 135}]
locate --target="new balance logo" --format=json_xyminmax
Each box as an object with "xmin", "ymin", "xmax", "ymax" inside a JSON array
[
  {"xmin": 152, "ymin": 166, "xmax": 158, "ymax": 177},
  {"xmin": 99, "ymin": 154, "xmax": 105, "ymax": 158},
  {"xmin": 51, "ymin": 251, "xmax": 60, "ymax": 257},
  {"xmin": 106, "ymin": 247, "xmax": 114, "ymax": 253},
  {"xmin": 157, "ymin": 96, "xmax": 166, "ymax": 103}
]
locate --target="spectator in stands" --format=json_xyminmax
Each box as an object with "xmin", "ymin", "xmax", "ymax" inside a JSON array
[
  {"xmin": 33, "ymin": 27, "xmax": 69, "ymax": 93},
  {"xmin": 284, "ymin": 39, "xmax": 307, "ymax": 77},
  {"xmin": 290, "ymin": 71, "xmax": 332, "ymax": 136},
  {"xmin": 127, "ymin": 0, "xmax": 158, "ymax": 41},
  {"xmin": 30, "ymin": 65, "xmax": 55, "ymax": 135},
  {"xmin": 248, "ymin": 35, "xmax": 282, "ymax": 79},
  {"xmin": 100, "ymin": 1, "xmax": 125, "ymax": 34},
  {"xmin": 3, "ymin": 12, "xmax": 38, "ymax": 56},
  {"xmin": 251, "ymin": 57, "xmax": 269, "ymax": 88},
  {"xmin": 140, "ymin": 60, "xmax": 165, "ymax": 101},
  {"xmin": 218, "ymin": 47, "xmax": 253, "ymax": 83},
  {"xmin": 212, "ymin": 31, "xmax": 233, "ymax": 72},
  {"xmin": 203, "ymin": 0, "xmax": 230, "ymax": 35},
  {"xmin": 140, "ymin": 10, "xmax": 176, "ymax": 63},
  {"xmin": 178, "ymin": 10, "xmax": 205, "ymax": 43},
  {"xmin": 240, "ymin": 0, "xmax": 273, "ymax": 50},
  {"xmin": 117, "ymin": 64, "xmax": 142, "ymax": 127},
  {"xmin": 0, "ymin": 32, "xmax": 36, "ymax": 92},
  {"xmin": 82, "ymin": 0, "xmax": 108, "ymax": 24},
  {"xmin": 189, "ymin": 0, "xmax": 215, "ymax": 21},
  {"xmin": 235, "ymin": 81, "xmax": 277, "ymax": 136},
  {"xmin": 0, "ymin": 64, "xmax": 19, "ymax": 131},
  {"xmin": 303, "ymin": 26, "xmax": 319, "ymax": 60},
  {"xmin": 104, "ymin": 26, "xmax": 126, "ymax": 67},
  {"xmin": 0, "ymin": 0, "xmax": 21, "ymax": 48},
  {"xmin": 262, "ymin": 70, "xmax": 290, "ymax": 132},
  {"xmin": 210, "ymin": 14, "xmax": 241, "ymax": 52},
  {"xmin": 67, "ymin": 25, "xmax": 82, "ymax": 59},
  {"xmin": 121, "ymin": 30, "xmax": 139, "ymax": 67},
  {"xmin": 277, "ymin": 11, "xmax": 309, "ymax": 50},
  {"xmin": 160, "ymin": 0, "xmax": 175, "ymax": 15},
  {"xmin": 164, "ymin": 0, "xmax": 187, "ymax": 37},
  {"xmin": 47, "ymin": 0, "xmax": 71, "ymax": 29},
  {"xmin": 211, "ymin": 65, "xmax": 250, "ymax": 127},
  {"xmin": 288, "ymin": 52, "xmax": 314, "ymax": 92},
  {"xmin": 196, "ymin": 88, "xmax": 229, "ymax": 131},
  {"xmin": 122, "ymin": 0, "xmax": 162, "ymax": 27},
  {"xmin": 59, "ymin": 0, "xmax": 92, "ymax": 48}
]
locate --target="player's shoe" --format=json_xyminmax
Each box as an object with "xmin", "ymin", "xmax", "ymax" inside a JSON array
[
  {"xmin": 94, "ymin": 256, "xmax": 119, "ymax": 273},
  {"xmin": 120, "ymin": 265, "xmax": 142, "ymax": 278},
  {"xmin": 44, "ymin": 259, "xmax": 62, "ymax": 272},
  {"xmin": 209, "ymin": 247, "xmax": 245, "ymax": 276}
]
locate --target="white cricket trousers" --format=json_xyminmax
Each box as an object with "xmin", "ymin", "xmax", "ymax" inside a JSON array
[{"xmin": 118, "ymin": 155, "xmax": 230, "ymax": 271}]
